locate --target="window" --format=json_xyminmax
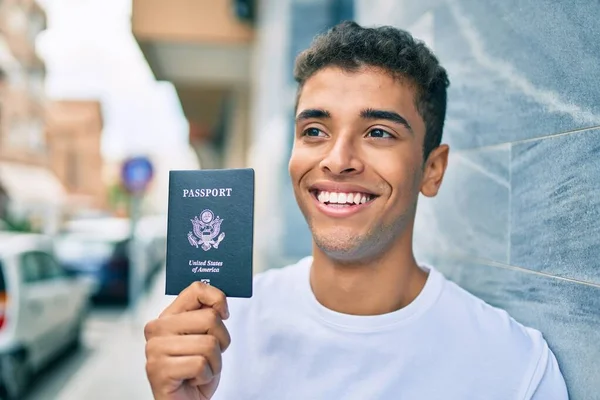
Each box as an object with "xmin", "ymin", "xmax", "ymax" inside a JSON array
[
  {"xmin": 27, "ymin": 118, "xmax": 45, "ymax": 150},
  {"xmin": 28, "ymin": 68, "xmax": 45, "ymax": 100},
  {"xmin": 20, "ymin": 251, "xmax": 66, "ymax": 282},
  {"xmin": 20, "ymin": 252, "xmax": 43, "ymax": 283},
  {"xmin": 0, "ymin": 259, "xmax": 6, "ymax": 291},
  {"xmin": 28, "ymin": 12, "xmax": 45, "ymax": 43},
  {"xmin": 35, "ymin": 252, "xmax": 66, "ymax": 280},
  {"xmin": 67, "ymin": 148, "xmax": 79, "ymax": 189}
]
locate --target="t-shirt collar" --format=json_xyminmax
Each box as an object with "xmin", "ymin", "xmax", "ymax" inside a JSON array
[{"xmin": 295, "ymin": 256, "xmax": 445, "ymax": 333}]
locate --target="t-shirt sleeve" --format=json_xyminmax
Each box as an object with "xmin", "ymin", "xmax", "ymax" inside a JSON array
[{"xmin": 527, "ymin": 343, "xmax": 569, "ymax": 400}]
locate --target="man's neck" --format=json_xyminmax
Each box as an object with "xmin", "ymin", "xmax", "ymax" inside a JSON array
[{"xmin": 309, "ymin": 236, "xmax": 428, "ymax": 316}]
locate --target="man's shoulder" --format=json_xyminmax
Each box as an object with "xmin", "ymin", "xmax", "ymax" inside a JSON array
[
  {"xmin": 433, "ymin": 268, "xmax": 555, "ymax": 392},
  {"xmin": 438, "ymin": 272, "xmax": 546, "ymax": 350}
]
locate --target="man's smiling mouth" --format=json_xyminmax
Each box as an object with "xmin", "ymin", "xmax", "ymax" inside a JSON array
[
  {"xmin": 307, "ymin": 182, "xmax": 380, "ymax": 216},
  {"xmin": 310, "ymin": 190, "xmax": 376, "ymax": 207},
  {"xmin": 307, "ymin": 188, "xmax": 379, "ymax": 219}
]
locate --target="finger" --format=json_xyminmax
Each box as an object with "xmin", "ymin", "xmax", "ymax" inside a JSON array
[
  {"xmin": 160, "ymin": 281, "xmax": 229, "ymax": 320},
  {"xmin": 145, "ymin": 309, "xmax": 231, "ymax": 352},
  {"xmin": 147, "ymin": 335, "xmax": 222, "ymax": 376},
  {"xmin": 149, "ymin": 355, "xmax": 215, "ymax": 390}
]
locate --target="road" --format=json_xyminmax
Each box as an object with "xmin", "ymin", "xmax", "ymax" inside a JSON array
[
  {"xmin": 23, "ymin": 305, "xmax": 128, "ymax": 400},
  {"xmin": 16, "ymin": 267, "xmax": 170, "ymax": 400}
]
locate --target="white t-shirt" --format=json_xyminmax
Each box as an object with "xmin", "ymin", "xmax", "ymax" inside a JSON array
[{"xmin": 214, "ymin": 256, "xmax": 568, "ymax": 400}]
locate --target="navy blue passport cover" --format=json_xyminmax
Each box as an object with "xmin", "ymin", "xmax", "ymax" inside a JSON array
[{"xmin": 165, "ymin": 168, "xmax": 254, "ymax": 297}]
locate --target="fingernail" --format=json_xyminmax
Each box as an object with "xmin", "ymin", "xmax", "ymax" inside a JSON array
[{"xmin": 224, "ymin": 308, "xmax": 230, "ymax": 319}]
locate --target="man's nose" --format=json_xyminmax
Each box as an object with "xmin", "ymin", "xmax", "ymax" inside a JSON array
[{"xmin": 319, "ymin": 137, "xmax": 364, "ymax": 175}]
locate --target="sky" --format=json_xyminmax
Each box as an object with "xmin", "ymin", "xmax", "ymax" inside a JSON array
[{"xmin": 35, "ymin": 0, "xmax": 191, "ymax": 162}]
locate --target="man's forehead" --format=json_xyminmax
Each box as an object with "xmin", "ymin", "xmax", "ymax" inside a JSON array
[
  {"xmin": 303, "ymin": 66, "xmax": 398, "ymax": 90},
  {"xmin": 297, "ymin": 67, "xmax": 417, "ymax": 108}
]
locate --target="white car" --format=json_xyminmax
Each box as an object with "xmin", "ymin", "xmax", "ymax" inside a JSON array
[{"xmin": 0, "ymin": 232, "xmax": 93, "ymax": 399}]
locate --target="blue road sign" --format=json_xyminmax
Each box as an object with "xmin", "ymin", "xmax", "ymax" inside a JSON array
[{"xmin": 121, "ymin": 156, "xmax": 154, "ymax": 193}]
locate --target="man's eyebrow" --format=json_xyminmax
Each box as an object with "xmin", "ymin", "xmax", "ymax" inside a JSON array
[
  {"xmin": 295, "ymin": 108, "xmax": 331, "ymax": 122},
  {"xmin": 361, "ymin": 108, "xmax": 413, "ymax": 134}
]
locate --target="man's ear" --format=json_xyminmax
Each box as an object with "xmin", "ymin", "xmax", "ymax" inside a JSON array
[{"xmin": 420, "ymin": 144, "xmax": 449, "ymax": 198}]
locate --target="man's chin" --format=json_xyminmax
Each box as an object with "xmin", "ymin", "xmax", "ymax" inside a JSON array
[{"xmin": 311, "ymin": 230, "xmax": 371, "ymax": 262}]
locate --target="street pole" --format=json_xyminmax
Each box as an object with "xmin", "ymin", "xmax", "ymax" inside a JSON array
[
  {"xmin": 128, "ymin": 191, "xmax": 143, "ymax": 330},
  {"xmin": 120, "ymin": 155, "xmax": 154, "ymax": 331}
]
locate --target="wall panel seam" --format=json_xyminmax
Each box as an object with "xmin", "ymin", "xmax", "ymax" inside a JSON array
[
  {"xmin": 428, "ymin": 252, "xmax": 600, "ymax": 289},
  {"xmin": 452, "ymin": 124, "xmax": 600, "ymax": 154},
  {"xmin": 507, "ymin": 145, "xmax": 512, "ymax": 264}
]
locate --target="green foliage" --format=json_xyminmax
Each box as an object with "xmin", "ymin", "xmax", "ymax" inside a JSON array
[
  {"xmin": 108, "ymin": 183, "xmax": 131, "ymax": 210},
  {"xmin": 0, "ymin": 213, "xmax": 35, "ymax": 233}
]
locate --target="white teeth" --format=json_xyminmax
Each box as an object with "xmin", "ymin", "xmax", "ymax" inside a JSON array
[{"xmin": 315, "ymin": 190, "xmax": 373, "ymax": 205}]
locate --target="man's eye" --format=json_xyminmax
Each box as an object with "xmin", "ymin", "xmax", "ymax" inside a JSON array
[
  {"xmin": 367, "ymin": 129, "xmax": 393, "ymax": 138},
  {"xmin": 303, "ymin": 128, "xmax": 325, "ymax": 137}
]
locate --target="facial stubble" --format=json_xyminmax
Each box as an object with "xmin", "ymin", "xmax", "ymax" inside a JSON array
[{"xmin": 311, "ymin": 200, "xmax": 417, "ymax": 265}]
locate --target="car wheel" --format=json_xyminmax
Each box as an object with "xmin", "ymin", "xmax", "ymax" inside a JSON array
[
  {"xmin": 70, "ymin": 314, "xmax": 86, "ymax": 350},
  {"xmin": 0, "ymin": 352, "xmax": 31, "ymax": 400}
]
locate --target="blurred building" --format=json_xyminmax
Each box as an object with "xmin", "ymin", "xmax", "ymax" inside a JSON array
[
  {"xmin": 0, "ymin": 0, "xmax": 65, "ymax": 231},
  {"xmin": 0, "ymin": 0, "xmax": 108, "ymax": 231},
  {"xmin": 45, "ymin": 100, "xmax": 106, "ymax": 212},
  {"xmin": 131, "ymin": 0, "xmax": 253, "ymax": 171},
  {"xmin": 0, "ymin": 0, "xmax": 47, "ymax": 164},
  {"xmin": 132, "ymin": 0, "xmax": 286, "ymax": 271}
]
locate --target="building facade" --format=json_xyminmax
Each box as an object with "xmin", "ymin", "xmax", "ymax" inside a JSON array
[
  {"xmin": 131, "ymin": 0, "xmax": 253, "ymax": 172},
  {"xmin": 0, "ymin": 0, "xmax": 47, "ymax": 165},
  {"xmin": 45, "ymin": 100, "xmax": 105, "ymax": 212},
  {"xmin": 0, "ymin": 0, "xmax": 64, "ymax": 231},
  {"xmin": 0, "ymin": 0, "xmax": 108, "ymax": 230}
]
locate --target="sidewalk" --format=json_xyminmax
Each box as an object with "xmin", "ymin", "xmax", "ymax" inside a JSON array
[{"xmin": 56, "ymin": 270, "xmax": 172, "ymax": 400}]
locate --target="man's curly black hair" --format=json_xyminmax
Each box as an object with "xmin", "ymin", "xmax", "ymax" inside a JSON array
[{"xmin": 294, "ymin": 21, "xmax": 450, "ymax": 161}]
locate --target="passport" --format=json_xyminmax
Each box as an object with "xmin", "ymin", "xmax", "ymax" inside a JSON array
[{"xmin": 165, "ymin": 168, "xmax": 254, "ymax": 298}]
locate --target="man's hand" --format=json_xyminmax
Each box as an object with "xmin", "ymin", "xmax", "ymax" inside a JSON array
[{"xmin": 144, "ymin": 282, "xmax": 231, "ymax": 400}]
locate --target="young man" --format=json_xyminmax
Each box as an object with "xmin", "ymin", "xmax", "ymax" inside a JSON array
[{"xmin": 144, "ymin": 21, "xmax": 568, "ymax": 400}]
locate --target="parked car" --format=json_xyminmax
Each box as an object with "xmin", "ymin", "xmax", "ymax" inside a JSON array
[
  {"xmin": 135, "ymin": 215, "xmax": 167, "ymax": 289},
  {"xmin": 0, "ymin": 232, "xmax": 93, "ymax": 399},
  {"xmin": 54, "ymin": 229, "xmax": 131, "ymax": 304},
  {"xmin": 53, "ymin": 216, "xmax": 167, "ymax": 304}
]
